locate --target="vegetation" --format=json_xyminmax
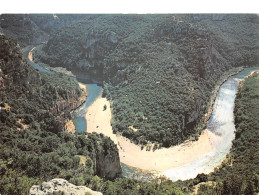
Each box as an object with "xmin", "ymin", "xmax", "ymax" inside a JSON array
[
  {"xmin": 0, "ymin": 34, "xmax": 188, "ymax": 194},
  {"xmin": 1, "ymin": 15, "xmax": 259, "ymax": 194},
  {"xmin": 0, "ymin": 14, "xmax": 94, "ymax": 46},
  {"xmin": 33, "ymin": 14, "xmax": 259, "ymax": 147},
  {"xmin": 0, "ymin": 35, "xmax": 116, "ymax": 194},
  {"xmin": 187, "ymin": 72, "xmax": 259, "ymax": 194}
]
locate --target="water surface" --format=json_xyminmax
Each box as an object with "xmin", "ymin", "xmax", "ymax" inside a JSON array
[
  {"xmin": 28, "ymin": 57, "xmax": 258, "ymax": 181},
  {"xmin": 164, "ymin": 67, "xmax": 259, "ymax": 181},
  {"xmin": 27, "ymin": 55, "xmax": 102, "ymax": 133},
  {"xmin": 28, "ymin": 60, "xmax": 54, "ymax": 74},
  {"xmin": 72, "ymin": 83, "xmax": 102, "ymax": 132}
]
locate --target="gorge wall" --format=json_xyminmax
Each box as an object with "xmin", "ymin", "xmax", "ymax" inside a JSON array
[
  {"xmin": 0, "ymin": 14, "xmax": 97, "ymax": 46},
  {"xmin": 0, "ymin": 35, "xmax": 121, "ymax": 191},
  {"xmin": 30, "ymin": 14, "xmax": 259, "ymax": 147},
  {"xmin": 2, "ymin": 14, "xmax": 258, "ymax": 147}
]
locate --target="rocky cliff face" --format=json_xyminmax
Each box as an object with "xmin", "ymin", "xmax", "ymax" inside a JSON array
[
  {"xmin": 48, "ymin": 85, "xmax": 86, "ymax": 132},
  {"xmin": 0, "ymin": 35, "xmax": 83, "ymax": 133},
  {"xmin": 94, "ymin": 136, "xmax": 122, "ymax": 179},
  {"xmin": 30, "ymin": 14, "xmax": 259, "ymax": 147},
  {"xmin": 30, "ymin": 178, "xmax": 102, "ymax": 195}
]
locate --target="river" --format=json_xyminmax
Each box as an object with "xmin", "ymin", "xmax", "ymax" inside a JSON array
[
  {"xmin": 27, "ymin": 54, "xmax": 258, "ymax": 181},
  {"xmin": 72, "ymin": 82, "xmax": 102, "ymax": 132},
  {"xmin": 164, "ymin": 67, "xmax": 259, "ymax": 181},
  {"xmin": 27, "ymin": 57, "xmax": 102, "ymax": 132}
]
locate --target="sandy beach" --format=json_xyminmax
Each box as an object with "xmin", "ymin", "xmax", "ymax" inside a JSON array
[
  {"xmin": 86, "ymin": 95, "xmax": 118, "ymax": 145},
  {"xmin": 28, "ymin": 47, "xmax": 35, "ymax": 61},
  {"xmin": 29, "ymin": 46, "xmax": 214, "ymax": 173},
  {"xmin": 85, "ymin": 95, "xmax": 213, "ymax": 172}
]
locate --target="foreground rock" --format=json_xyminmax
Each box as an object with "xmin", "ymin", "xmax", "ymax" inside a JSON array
[{"xmin": 30, "ymin": 178, "xmax": 102, "ymax": 195}]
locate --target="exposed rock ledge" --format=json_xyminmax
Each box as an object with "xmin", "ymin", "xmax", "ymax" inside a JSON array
[{"xmin": 30, "ymin": 178, "xmax": 102, "ymax": 195}]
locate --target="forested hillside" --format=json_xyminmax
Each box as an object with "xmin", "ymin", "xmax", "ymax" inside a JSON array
[
  {"xmin": 0, "ymin": 34, "xmax": 188, "ymax": 195},
  {"xmin": 190, "ymin": 72, "xmax": 259, "ymax": 194},
  {"xmin": 1, "ymin": 14, "xmax": 258, "ymax": 195},
  {"xmin": 0, "ymin": 35, "xmax": 121, "ymax": 194},
  {"xmin": 32, "ymin": 14, "xmax": 259, "ymax": 147},
  {"xmin": 0, "ymin": 14, "xmax": 96, "ymax": 46}
]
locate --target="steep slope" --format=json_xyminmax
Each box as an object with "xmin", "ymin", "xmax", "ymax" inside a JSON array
[
  {"xmin": 194, "ymin": 72, "xmax": 259, "ymax": 195},
  {"xmin": 0, "ymin": 14, "xmax": 95, "ymax": 47},
  {"xmin": 0, "ymin": 14, "xmax": 49, "ymax": 46},
  {"xmin": 0, "ymin": 35, "xmax": 84, "ymax": 133},
  {"xmin": 33, "ymin": 14, "xmax": 259, "ymax": 147},
  {"xmin": 0, "ymin": 35, "xmax": 121, "ymax": 194}
]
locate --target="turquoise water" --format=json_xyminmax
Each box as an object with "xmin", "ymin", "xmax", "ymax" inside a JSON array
[
  {"xmin": 28, "ymin": 61, "xmax": 54, "ymax": 74},
  {"xmin": 121, "ymin": 163, "xmax": 155, "ymax": 182},
  {"xmin": 28, "ymin": 53, "xmax": 258, "ymax": 181},
  {"xmin": 27, "ymin": 54, "xmax": 102, "ymax": 133},
  {"xmin": 72, "ymin": 83, "xmax": 102, "ymax": 132},
  {"xmin": 164, "ymin": 67, "xmax": 259, "ymax": 181}
]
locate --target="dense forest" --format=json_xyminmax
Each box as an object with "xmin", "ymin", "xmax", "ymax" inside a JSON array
[
  {"xmin": 0, "ymin": 34, "xmax": 188, "ymax": 195},
  {"xmin": 0, "ymin": 14, "xmax": 99, "ymax": 47},
  {"xmin": 29, "ymin": 14, "xmax": 259, "ymax": 147},
  {"xmin": 187, "ymin": 72, "xmax": 259, "ymax": 194},
  {"xmin": 0, "ymin": 15, "xmax": 259, "ymax": 195},
  {"xmin": 0, "ymin": 35, "xmax": 121, "ymax": 194}
]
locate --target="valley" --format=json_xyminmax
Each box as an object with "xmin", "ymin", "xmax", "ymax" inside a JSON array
[
  {"xmin": 0, "ymin": 14, "xmax": 258, "ymax": 194},
  {"xmin": 29, "ymin": 42, "xmax": 258, "ymax": 182}
]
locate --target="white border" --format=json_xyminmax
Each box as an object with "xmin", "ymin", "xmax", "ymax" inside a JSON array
[{"xmin": 0, "ymin": 0, "xmax": 258, "ymax": 13}]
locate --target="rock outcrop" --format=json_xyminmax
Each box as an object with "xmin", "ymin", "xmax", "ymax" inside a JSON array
[
  {"xmin": 95, "ymin": 141, "xmax": 122, "ymax": 179},
  {"xmin": 30, "ymin": 14, "xmax": 259, "ymax": 147},
  {"xmin": 30, "ymin": 178, "xmax": 102, "ymax": 195},
  {"xmin": 0, "ymin": 35, "xmax": 83, "ymax": 133}
]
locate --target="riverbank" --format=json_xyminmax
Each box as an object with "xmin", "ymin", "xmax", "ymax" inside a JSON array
[
  {"xmin": 85, "ymin": 93, "xmax": 118, "ymax": 145},
  {"xmin": 28, "ymin": 47, "xmax": 87, "ymax": 134},
  {"xmin": 198, "ymin": 67, "xmax": 244, "ymax": 132},
  {"xmin": 28, "ymin": 46, "xmax": 75, "ymax": 77},
  {"xmin": 85, "ymin": 95, "xmax": 214, "ymax": 172},
  {"xmin": 64, "ymin": 82, "xmax": 87, "ymax": 133}
]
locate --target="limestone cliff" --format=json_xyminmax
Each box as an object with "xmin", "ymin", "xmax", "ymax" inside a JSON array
[
  {"xmin": 94, "ymin": 135, "xmax": 122, "ymax": 179},
  {"xmin": 30, "ymin": 178, "xmax": 102, "ymax": 195},
  {"xmin": 0, "ymin": 35, "xmax": 83, "ymax": 133},
  {"xmin": 31, "ymin": 14, "xmax": 259, "ymax": 147}
]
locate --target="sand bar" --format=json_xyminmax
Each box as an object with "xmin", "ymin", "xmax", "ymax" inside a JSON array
[
  {"xmin": 85, "ymin": 96, "xmax": 213, "ymax": 172},
  {"xmin": 28, "ymin": 47, "xmax": 35, "ymax": 61}
]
